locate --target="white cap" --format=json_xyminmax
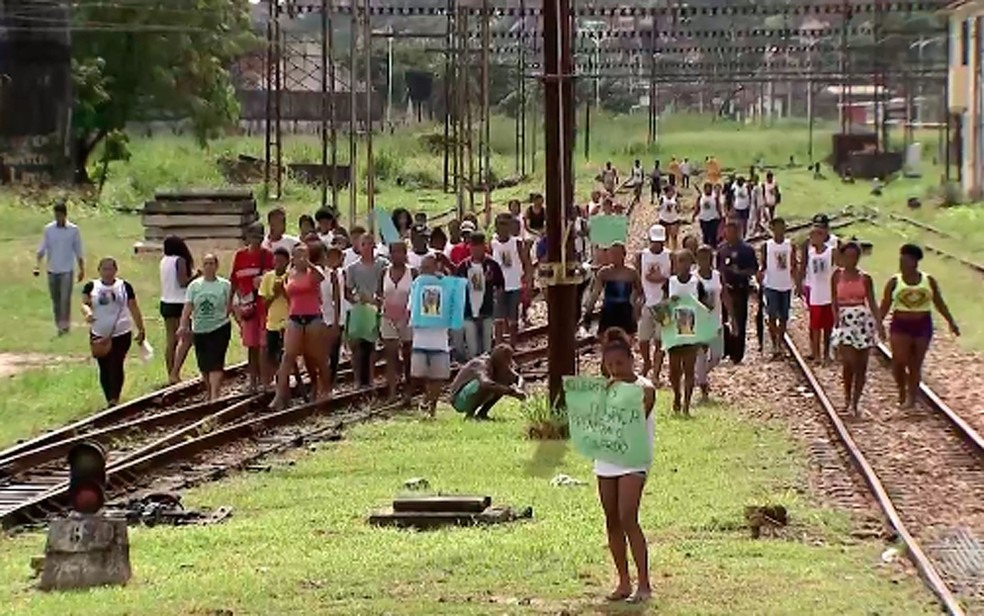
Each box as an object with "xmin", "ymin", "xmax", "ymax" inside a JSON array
[
  {"xmin": 460, "ymin": 221, "xmax": 477, "ymax": 233},
  {"xmin": 648, "ymin": 224, "xmax": 666, "ymax": 242}
]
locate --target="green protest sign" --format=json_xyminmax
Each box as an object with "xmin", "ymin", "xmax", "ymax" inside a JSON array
[
  {"xmin": 589, "ymin": 214, "xmax": 628, "ymax": 247},
  {"xmin": 563, "ymin": 376, "xmax": 651, "ymax": 469},
  {"xmin": 659, "ymin": 294, "xmax": 720, "ymax": 351}
]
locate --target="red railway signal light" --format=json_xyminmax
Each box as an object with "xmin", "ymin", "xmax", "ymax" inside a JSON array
[{"xmin": 67, "ymin": 443, "xmax": 106, "ymax": 515}]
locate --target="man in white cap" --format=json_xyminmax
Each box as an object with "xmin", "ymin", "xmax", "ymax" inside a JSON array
[
  {"xmin": 449, "ymin": 220, "xmax": 477, "ymax": 267},
  {"xmin": 635, "ymin": 223, "xmax": 672, "ymax": 382},
  {"xmin": 635, "ymin": 224, "xmax": 672, "ymax": 383}
]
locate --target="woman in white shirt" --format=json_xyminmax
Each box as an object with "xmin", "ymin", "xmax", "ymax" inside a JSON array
[
  {"xmin": 731, "ymin": 177, "xmax": 751, "ymax": 237},
  {"xmin": 657, "ymin": 185, "xmax": 682, "ymax": 250},
  {"xmin": 594, "ymin": 327, "xmax": 655, "ymax": 604},
  {"xmin": 160, "ymin": 236, "xmax": 195, "ymax": 383},
  {"xmin": 82, "ymin": 257, "xmax": 147, "ymax": 406}
]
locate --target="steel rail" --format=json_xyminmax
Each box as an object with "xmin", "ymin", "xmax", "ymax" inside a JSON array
[{"xmin": 783, "ymin": 334, "xmax": 966, "ymax": 616}]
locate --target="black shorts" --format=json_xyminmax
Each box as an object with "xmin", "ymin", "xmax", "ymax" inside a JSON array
[
  {"xmin": 598, "ymin": 303, "xmax": 637, "ymax": 336},
  {"xmin": 160, "ymin": 301, "xmax": 184, "ymax": 320},
  {"xmin": 266, "ymin": 329, "xmax": 284, "ymax": 362},
  {"xmin": 193, "ymin": 322, "xmax": 232, "ymax": 374}
]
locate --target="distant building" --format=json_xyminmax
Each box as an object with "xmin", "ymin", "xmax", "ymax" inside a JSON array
[{"xmin": 948, "ymin": 0, "xmax": 984, "ymax": 197}]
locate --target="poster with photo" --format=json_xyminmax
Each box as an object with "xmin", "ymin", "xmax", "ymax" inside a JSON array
[{"xmin": 660, "ymin": 294, "xmax": 719, "ymax": 350}]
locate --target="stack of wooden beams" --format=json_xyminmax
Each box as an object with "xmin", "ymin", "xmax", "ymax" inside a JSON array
[{"xmin": 141, "ymin": 189, "xmax": 259, "ymax": 250}]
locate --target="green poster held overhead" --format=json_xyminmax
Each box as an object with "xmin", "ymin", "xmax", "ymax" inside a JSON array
[
  {"xmin": 659, "ymin": 294, "xmax": 720, "ymax": 351},
  {"xmin": 589, "ymin": 214, "xmax": 629, "ymax": 247},
  {"xmin": 563, "ymin": 376, "xmax": 651, "ymax": 469}
]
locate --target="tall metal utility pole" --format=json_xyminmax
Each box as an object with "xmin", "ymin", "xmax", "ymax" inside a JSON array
[
  {"xmin": 363, "ymin": 0, "xmax": 375, "ymax": 232},
  {"xmin": 328, "ymin": 0, "xmax": 338, "ymax": 210},
  {"xmin": 542, "ymin": 0, "xmax": 576, "ymax": 402},
  {"xmin": 348, "ymin": 3, "xmax": 358, "ymax": 225},
  {"xmin": 320, "ymin": 0, "xmax": 330, "ymax": 209},
  {"xmin": 481, "ymin": 0, "xmax": 491, "ymax": 226}
]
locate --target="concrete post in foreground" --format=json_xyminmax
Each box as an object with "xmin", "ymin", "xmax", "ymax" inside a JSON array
[{"xmin": 38, "ymin": 514, "xmax": 131, "ymax": 591}]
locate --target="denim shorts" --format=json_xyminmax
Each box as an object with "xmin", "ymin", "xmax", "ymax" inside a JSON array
[{"xmin": 763, "ymin": 288, "xmax": 792, "ymax": 322}]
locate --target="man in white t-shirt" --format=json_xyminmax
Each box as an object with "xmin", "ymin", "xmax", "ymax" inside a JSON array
[
  {"xmin": 680, "ymin": 158, "xmax": 692, "ymax": 189},
  {"xmin": 758, "ymin": 217, "xmax": 798, "ymax": 359},
  {"xmin": 262, "ymin": 207, "xmax": 300, "ymax": 254},
  {"xmin": 636, "ymin": 224, "xmax": 672, "ymax": 382}
]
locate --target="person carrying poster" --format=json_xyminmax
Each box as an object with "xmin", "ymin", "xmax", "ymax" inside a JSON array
[
  {"xmin": 409, "ymin": 255, "xmax": 466, "ymax": 417},
  {"xmin": 593, "ymin": 328, "xmax": 656, "ymax": 604},
  {"xmin": 661, "ymin": 250, "xmax": 712, "ymax": 416}
]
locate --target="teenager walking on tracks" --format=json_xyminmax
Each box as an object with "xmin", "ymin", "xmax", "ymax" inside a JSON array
[{"xmin": 879, "ymin": 244, "xmax": 960, "ymax": 410}]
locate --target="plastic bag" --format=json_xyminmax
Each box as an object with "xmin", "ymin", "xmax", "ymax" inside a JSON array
[
  {"xmin": 346, "ymin": 304, "xmax": 379, "ymax": 342},
  {"xmin": 139, "ymin": 340, "xmax": 154, "ymax": 363}
]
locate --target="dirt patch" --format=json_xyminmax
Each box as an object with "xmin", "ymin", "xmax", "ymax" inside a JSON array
[{"xmin": 0, "ymin": 353, "xmax": 73, "ymax": 378}]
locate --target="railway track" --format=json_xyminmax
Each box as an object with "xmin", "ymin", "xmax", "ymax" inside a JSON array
[
  {"xmin": 783, "ymin": 307, "xmax": 984, "ymax": 614},
  {"xmin": 0, "ymin": 324, "xmax": 581, "ymax": 530}
]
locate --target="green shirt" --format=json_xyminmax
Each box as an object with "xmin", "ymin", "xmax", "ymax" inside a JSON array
[{"xmin": 186, "ymin": 276, "xmax": 231, "ymax": 334}]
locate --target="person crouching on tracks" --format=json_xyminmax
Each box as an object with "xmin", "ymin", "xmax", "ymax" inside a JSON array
[
  {"xmin": 665, "ymin": 249, "xmax": 709, "ymax": 416},
  {"xmin": 581, "ymin": 241, "xmax": 644, "ymax": 348},
  {"xmin": 695, "ymin": 245, "xmax": 728, "ymax": 401},
  {"xmin": 450, "ymin": 344, "xmax": 526, "ymax": 420},
  {"xmin": 830, "ymin": 242, "xmax": 884, "ymax": 417},
  {"xmin": 380, "ymin": 241, "xmax": 415, "ymax": 405},
  {"xmin": 178, "ymin": 254, "xmax": 232, "ymax": 402},
  {"xmin": 270, "ymin": 243, "xmax": 326, "ymax": 410},
  {"xmin": 636, "ymin": 225, "xmax": 671, "ymax": 383},
  {"xmin": 879, "ymin": 244, "xmax": 960, "ymax": 410},
  {"xmin": 801, "ymin": 227, "xmax": 836, "ymax": 365},
  {"xmin": 409, "ymin": 255, "xmax": 452, "ymax": 417},
  {"xmin": 759, "ymin": 217, "xmax": 798, "ymax": 360},
  {"xmin": 594, "ymin": 327, "xmax": 655, "ymax": 604}
]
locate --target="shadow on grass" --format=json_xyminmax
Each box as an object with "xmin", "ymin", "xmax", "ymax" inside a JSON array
[{"xmin": 524, "ymin": 439, "xmax": 570, "ymax": 478}]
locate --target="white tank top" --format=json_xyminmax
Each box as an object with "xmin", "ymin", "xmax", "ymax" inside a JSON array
[
  {"xmin": 669, "ymin": 274, "xmax": 700, "ymax": 299},
  {"xmin": 159, "ymin": 255, "xmax": 187, "ymax": 304},
  {"xmin": 382, "ymin": 265, "xmax": 412, "ymax": 322},
  {"xmin": 763, "ymin": 181, "xmax": 778, "ymax": 206},
  {"xmin": 492, "ymin": 236, "xmax": 523, "ymax": 291},
  {"xmin": 89, "ymin": 279, "xmax": 133, "ymax": 338},
  {"xmin": 659, "ymin": 196, "xmax": 679, "ymax": 223},
  {"xmin": 639, "ymin": 249, "xmax": 671, "ymax": 306},
  {"xmin": 697, "ymin": 195, "xmax": 719, "ymax": 221},
  {"xmin": 763, "ymin": 239, "xmax": 794, "ymax": 291},
  {"xmin": 593, "ymin": 375, "xmax": 655, "ymax": 477},
  {"xmin": 407, "ymin": 248, "xmax": 435, "ymax": 269},
  {"xmin": 320, "ymin": 267, "xmax": 343, "ymax": 326},
  {"xmin": 734, "ymin": 185, "xmax": 750, "ymax": 211},
  {"xmin": 697, "ymin": 270, "xmax": 723, "ymax": 321},
  {"xmin": 805, "ymin": 245, "xmax": 834, "ymax": 306}
]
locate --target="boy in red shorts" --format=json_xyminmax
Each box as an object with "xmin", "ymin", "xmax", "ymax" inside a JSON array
[{"xmin": 800, "ymin": 226, "xmax": 836, "ymax": 364}]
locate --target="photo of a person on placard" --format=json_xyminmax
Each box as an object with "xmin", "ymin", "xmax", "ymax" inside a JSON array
[
  {"xmin": 422, "ymin": 286, "xmax": 442, "ymax": 317},
  {"xmin": 676, "ymin": 307, "xmax": 695, "ymax": 336}
]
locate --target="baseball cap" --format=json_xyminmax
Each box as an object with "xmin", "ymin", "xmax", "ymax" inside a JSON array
[
  {"xmin": 648, "ymin": 224, "xmax": 667, "ymax": 242},
  {"xmin": 460, "ymin": 221, "xmax": 477, "ymax": 233},
  {"xmin": 811, "ymin": 213, "xmax": 830, "ymax": 227}
]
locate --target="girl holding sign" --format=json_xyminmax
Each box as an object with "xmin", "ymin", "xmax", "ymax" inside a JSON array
[{"xmin": 595, "ymin": 327, "xmax": 655, "ymax": 604}]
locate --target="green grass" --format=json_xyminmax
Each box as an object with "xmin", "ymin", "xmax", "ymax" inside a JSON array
[{"xmin": 0, "ymin": 401, "xmax": 936, "ymax": 615}]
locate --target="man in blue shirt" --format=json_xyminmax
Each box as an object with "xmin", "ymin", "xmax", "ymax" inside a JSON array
[
  {"xmin": 34, "ymin": 200, "xmax": 84, "ymax": 335},
  {"xmin": 716, "ymin": 220, "xmax": 757, "ymax": 363}
]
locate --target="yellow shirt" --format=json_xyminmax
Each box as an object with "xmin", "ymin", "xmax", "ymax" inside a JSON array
[{"xmin": 259, "ymin": 270, "xmax": 289, "ymax": 331}]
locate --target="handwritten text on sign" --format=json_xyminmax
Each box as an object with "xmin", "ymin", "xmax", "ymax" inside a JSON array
[{"xmin": 563, "ymin": 376, "xmax": 651, "ymax": 469}]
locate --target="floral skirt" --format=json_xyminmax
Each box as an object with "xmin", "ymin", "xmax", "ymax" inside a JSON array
[{"xmin": 830, "ymin": 306, "xmax": 877, "ymax": 350}]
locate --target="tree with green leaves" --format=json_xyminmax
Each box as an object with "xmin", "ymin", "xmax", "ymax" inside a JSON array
[{"xmin": 70, "ymin": 0, "xmax": 256, "ymax": 183}]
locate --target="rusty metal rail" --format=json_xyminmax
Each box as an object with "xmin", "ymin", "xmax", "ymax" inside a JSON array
[
  {"xmin": 0, "ymin": 325, "xmax": 566, "ymax": 529},
  {"xmin": 783, "ymin": 333, "xmax": 970, "ymax": 616}
]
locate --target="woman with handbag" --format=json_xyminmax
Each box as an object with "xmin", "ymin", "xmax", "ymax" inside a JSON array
[{"xmin": 81, "ymin": 257, "xmax": 146, "ymax": 406}]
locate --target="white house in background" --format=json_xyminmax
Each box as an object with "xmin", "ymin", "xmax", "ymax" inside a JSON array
[{"xmin": 948, "ymin": 0, "xmax": 984, "ymax": 198}]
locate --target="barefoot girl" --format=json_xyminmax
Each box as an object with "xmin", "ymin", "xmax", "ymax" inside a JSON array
[
  {"xmin": 380, "ymin": 241, "xmax": 416, "ymax": 403},
  {"xmin": 582, "ymin": 241, "xmax": 644, "ymax": 342},
  {"xmin": 879, "ymin": 244, "xmax": 960, "ymax": 409},
  {"xmin": 271, "ymin": 243, "xmax": 326, "ymax": 410},
  {"xmin": 595, "ymin": 327, "xmax": 655, "ymax": 604},
  {"xmin": 830, "ymin": 242, "xmax": 883, "ymax": 417}
]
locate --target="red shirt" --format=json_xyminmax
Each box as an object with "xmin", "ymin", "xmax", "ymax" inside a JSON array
[
  {"xmin": 449, "ymin": 242, "xmax": 471, "ymax": 267},
  {"xmin": 231, "ymin": 247, "xmax": 274, "ymax": 309}
]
